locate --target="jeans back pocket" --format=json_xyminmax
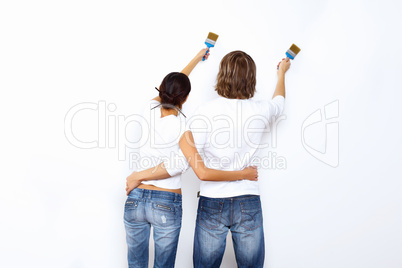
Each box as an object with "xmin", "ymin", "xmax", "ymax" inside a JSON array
[
  {"xmin": 198, "ymin": 199, "xmax": 223, "ymax": 230},
  {"xmin": 239, "ymin": 198, "xmax": 262, "ymax": 231},
  {"xmin": 124, "ymin": 199, "xmax": 140, "ymax": 222},
  {"xmin": 152, "ymin": 202, "xmax": 182, "ymax": 227}
]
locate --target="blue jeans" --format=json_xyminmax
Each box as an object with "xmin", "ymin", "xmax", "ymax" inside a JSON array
[
  {"xmin": 193, "ymin": 195, "xmax": 265, "ymax": 268},
  {"xmin": 124, "ymin": 188, "xmax": 182, "ymax": 268}
]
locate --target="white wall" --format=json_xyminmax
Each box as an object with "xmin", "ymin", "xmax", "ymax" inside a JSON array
[{"xmin": 1, "ymin": 0, "xmax": 402, "ymax": 267}]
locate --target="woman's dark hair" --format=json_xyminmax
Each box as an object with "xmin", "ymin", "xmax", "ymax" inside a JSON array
[
  {"xmin": 215, "ymin": 50, "xmax": 256, "ymax": 99},
  {"xmin": 158, "ymin": 72, "xmax": 191, "ymax": 110}
]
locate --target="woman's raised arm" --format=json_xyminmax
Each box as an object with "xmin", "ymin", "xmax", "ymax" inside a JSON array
[{"xmin": 181, "ymin": 48, "xmax": 210, "ymax": 76}]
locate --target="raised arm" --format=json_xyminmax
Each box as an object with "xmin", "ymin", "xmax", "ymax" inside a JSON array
[
  {"xmin": 181, "ymin": 48, "xmax": 210, "ymax": 76},
  {"xmin": 179, "ymin": 131, "xmax": 258, "ymax": 181},
  {"xmin": 273, "ymin": 57, "xmax": 291, "ymax": 99}
]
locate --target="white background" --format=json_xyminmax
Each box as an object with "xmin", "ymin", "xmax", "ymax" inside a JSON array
[{"xmin": 1, "ymin": 0, "xmax": 402, "ymax": 267}]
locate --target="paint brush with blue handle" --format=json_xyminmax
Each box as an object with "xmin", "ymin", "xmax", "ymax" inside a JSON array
[
  {"xmin": 203, "ymin": 32, "xmax": 219, "ymax": 61},
  {"xmin": 278, "ymin": 44, "xmax": 301, "ymax": 69}
]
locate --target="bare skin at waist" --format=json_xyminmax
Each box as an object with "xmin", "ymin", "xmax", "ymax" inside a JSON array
[{"xmin": 137, "ymin": 183, "xmax": 182, "ymax": 195}]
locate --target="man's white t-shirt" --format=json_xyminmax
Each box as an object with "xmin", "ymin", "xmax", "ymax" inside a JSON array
[
  {"xmin": 137, "ymin": 100, "xmax": 187, "ymax": 189},
  {"xmin": 166, "ymin": 95, "xmax": 285, "ymax": 198}
]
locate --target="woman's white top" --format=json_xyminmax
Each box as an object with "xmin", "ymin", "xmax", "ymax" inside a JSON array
[
  {"xmin": 165, "ymin": 95, "xmax": 285, "ymax": 198},
  {"xmin": 138, "ymin": 100, "xmax": 187, "ymax": 189}
]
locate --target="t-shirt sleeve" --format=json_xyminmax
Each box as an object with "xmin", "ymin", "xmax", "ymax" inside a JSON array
[
  {"xmin": 163, "ymin": 149, "xmax": 190, "ymax": 176},
  {"xmin": 259, "ymin": 95, "xmax": 285, "ymax": 121}
]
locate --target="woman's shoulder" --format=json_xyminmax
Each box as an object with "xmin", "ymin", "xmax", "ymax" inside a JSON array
[
  {"xmin": 147, "ymin": 99, "xmax": 161, "ymax": 111},
  {"xmin": 149, "ymin": 99, "xmax": 160, "ymax": 105}
]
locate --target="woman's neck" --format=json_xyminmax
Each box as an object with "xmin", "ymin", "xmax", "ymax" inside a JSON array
[{"xmin": 161, "ymin": 107, "xmax": 178, "ymax": 117}]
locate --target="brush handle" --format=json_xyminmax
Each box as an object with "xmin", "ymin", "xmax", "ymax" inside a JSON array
[
  {"xmin": 203, "ymin": 43, "xmax": 214, "ymax": 61},
  {"xmin": 202, "ymin": 48, "xmax": 209, "ymax": 61}
]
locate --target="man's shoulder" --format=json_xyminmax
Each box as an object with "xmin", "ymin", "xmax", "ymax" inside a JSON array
[
  {"xmin": 203, "ymin": 97, "xmax": 224, "ymax": 107},
  {"xmin": 192, "ymin": 97, "xmax": 223, "ymax": 113}
]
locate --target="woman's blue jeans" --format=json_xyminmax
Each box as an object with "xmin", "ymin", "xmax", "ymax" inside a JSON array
[
  {"xmin": 124, "ymin": 188, "xmax": 182, "ymax": 268},
  {"xmin": 193, "ymin": 195, "xmax": 265, "ymax": 268}
]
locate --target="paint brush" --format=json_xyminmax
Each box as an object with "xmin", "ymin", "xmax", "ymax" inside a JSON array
[
  {"xmin": 203, "ymin": 32, "xmax": 219, "ymax": 61},
  {"xmin": 286, "ymin": 44, "xmax": 301, "ymax": 60},
  {"xmin": 278, "ymin": 44, "xmax": 301, "ymax": 69}
]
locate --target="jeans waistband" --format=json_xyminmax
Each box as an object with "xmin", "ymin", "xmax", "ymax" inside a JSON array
[
  {"xmin": 129, "ymin": 188, "xmax": 182, "ymax": 202},
  {"xmin": 200, "ymin": 194, "xmax": 260, "ymax": 201}
]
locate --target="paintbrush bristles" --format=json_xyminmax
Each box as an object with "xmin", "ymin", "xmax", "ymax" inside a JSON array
[
  {"xmin": 207, "ymin": 32, "xmax": 219, "ymax": 42},
  {"xmin": 289, "ymin": 44, "xmax": 301, "ymax": 55}
]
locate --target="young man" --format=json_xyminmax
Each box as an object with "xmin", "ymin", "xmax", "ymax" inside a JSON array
[{"xmin": 126, "ymin": 51, "xmax": 291, "ymax": 267}]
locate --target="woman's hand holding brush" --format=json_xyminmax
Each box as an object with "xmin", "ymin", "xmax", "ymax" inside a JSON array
[
  {"xmin": 196, "ymin": 48, "xmax": 210, "ymax": 62},
  {"xmin": 277, "ymin": 57, "xmax": 291, "ymax": 75}
]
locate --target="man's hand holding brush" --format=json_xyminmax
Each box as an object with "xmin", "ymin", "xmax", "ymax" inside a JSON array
[{"xmin": 277, "ymin": 57, "xmax": 291, "ymax": 75}]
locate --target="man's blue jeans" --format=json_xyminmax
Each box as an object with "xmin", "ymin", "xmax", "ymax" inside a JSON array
[
  {"xmin": 193, "ymin": 195, "xmax": 265, "ymax": 268},
  {"xmin": 124, "ymin": 188, "xmax": 182, "ymax": 268}
]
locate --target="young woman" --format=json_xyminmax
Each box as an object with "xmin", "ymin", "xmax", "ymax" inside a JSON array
[{"xmin": 123, "ymin": 48, "xmax": 258, "ymax": 268}]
